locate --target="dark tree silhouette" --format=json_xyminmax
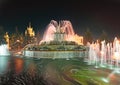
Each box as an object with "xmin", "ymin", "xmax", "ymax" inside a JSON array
[
  {"xmin": 83, "ymin": 28, "xmax": 93, "ymax": 45},
  {"xmin": 99, "ymin": 30, "xmax": 109, "ymax": 43}
]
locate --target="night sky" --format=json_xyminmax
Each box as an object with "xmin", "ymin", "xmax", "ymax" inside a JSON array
[{"xmin": 0, "ymin": 0, "xmax": 120, "ymax": 39}]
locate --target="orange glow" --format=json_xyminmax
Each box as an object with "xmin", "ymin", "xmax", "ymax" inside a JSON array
[
  {"xmin": 109, "ymin": 74, "xmax": 117, "ymax": 82},
  {"xmin": 15, "ymin": 58, "xmax": 24, "ymax": 74},
  {"xmin": 112, "ymin": 52, "xmax": 120, "ymax": 60},
  {"xmin": 73, "ymin": 34, "xmax": 83, "ymax": 45}
]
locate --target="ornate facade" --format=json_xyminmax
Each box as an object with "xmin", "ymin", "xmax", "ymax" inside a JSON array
[{"xmin": 25, "ymin": 22, "xmax": 35, "ymax": 37}]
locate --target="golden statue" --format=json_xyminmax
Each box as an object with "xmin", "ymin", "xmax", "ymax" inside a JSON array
[{"xmin": 4, "ymin": 32, "xmax": 9, "ymax": 48}]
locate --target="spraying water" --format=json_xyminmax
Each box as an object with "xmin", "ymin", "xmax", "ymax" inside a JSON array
[
  {"xmin": 88, "ymin": 37, "xmax": 120, "ymax": 70},
  {"xmin": 40, "ymin": 20, "xmax": 83, "ymax": 45},
  {"xmin": 0, "ymin": 44, "xmax": 10, "ymax": 56}
]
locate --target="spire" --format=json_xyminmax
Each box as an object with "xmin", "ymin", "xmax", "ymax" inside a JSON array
[{"xmin": 29, "ymin": 22, "xmax": 31, "ymax": 28}]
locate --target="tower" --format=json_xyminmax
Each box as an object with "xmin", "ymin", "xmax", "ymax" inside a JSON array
[
  {"xmin": 25, "ymin": 22, "xmax": 35, "ymax": 37},
  {"xmin": 25, "ymin": 22, "xmax": 36, "ymax": 44}
]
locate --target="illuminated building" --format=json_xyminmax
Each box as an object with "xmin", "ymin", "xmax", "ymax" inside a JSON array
[
  {"xmin": 25, "ymin": 22, "xmax": 35, "ymax": 37},
  {"xmin": 24, "ymin": 22, "xmax": 36, "ymax": 44}
]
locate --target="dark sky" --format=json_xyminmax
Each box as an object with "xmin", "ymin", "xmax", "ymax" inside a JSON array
[{"xmin": 0, "ymin": 0, "xmax": 120, "ymax": 39}]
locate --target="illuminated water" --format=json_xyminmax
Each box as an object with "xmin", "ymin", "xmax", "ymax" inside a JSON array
[
  {"xmin": 41, "ymin": 20, "xmax": 75, "ymax": 42},
  {"xmin": 0, "ymin": 55, "xmax": 84, "ymax": 85},
  {"xmin": 0, "ymin": 44, "xmax": 10, "ymax": 56},
  {"xmin": 0, "ymin": 55, "xmax": 120, "ymax": 85},
  {"xmin": 0, "ymin": 41, "xmax": 120, "ymax": 85},
  {"xmin": 40, "ymin": 20, "xmax": 83, "ymax": 45},
  {"xmin": 0, "ymin": 55, "xmax": 48, "ymax": 85},
  {"xmin": 88, "ymin": 37, "xmax": 120, "ymax": 70}
]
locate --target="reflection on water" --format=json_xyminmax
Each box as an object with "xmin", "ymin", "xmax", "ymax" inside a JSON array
[
  {"xmin": 14, "ymin": 58, "xmax": 24, "ymax": 74},
  {"xmin": 27, "ymin": 61, "xmax": 37, "ymax": 77},
  {"xmin": 0, "ymin": 55, "xmax": 120, "ymax": 85},
  {"xmin": 0, "ymin": 56, "xmax": 48, "ymax": 85},
  {"xmin": 0, "ymin": 56, "xmax": 9, "ymax": 74}
]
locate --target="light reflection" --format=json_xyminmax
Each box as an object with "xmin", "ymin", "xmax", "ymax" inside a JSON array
[
  {"xmin": 101, "ymin": 78, "xmax": 109, "ymax": 83},
  {"xmin": 14, "ymin": 58, "xmax": 24, "ymax": 74},
  {"xmin": 27, "ymin": 62, "xmax": 37, "ymax": 77},
  {"xmin": 0, "ymin": 56, "xmax": 9, "ymax": 74}
]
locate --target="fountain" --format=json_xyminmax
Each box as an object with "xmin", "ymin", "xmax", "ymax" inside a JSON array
[
  {"xmin": 87, "ymin": 41, "xmax": 100, "ymax": 68},
  {"xmin": 88, "ymin": 37, "xmax": 120, "ymax": 72},
  {"xmin": 0, "ymin": 44, "xmax": 10, "ymax": 56},
  {"xmin": 112, "ymin": 37, "xmax": 120, "ymax": 73},
  {"xmin": 22, "ymin": 20, "xmax": 86, "ymax": 58},
  {"xmin": 40, "ymin": 20, "xmax": 83, "ymax": 45},
  {"xmin": 100, "ymin": 40, "xmax": 107, "ymax": 67}
]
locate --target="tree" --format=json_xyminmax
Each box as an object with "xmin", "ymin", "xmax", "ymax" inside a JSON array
[
  {"xmin": 99, "ymin": 30, "xmax": 109, "ymax": 43},
  {"xmin": 36, "ymin": 31, "xmax": 41, "ymax": 44},
  {"xmin": 0, "ymin": 26, "xmax": 5, "ymax": 44},
  {"xmin": 9, "ymin": 27, "xmax": 25, "ymax": 50},
  {"xmin": 0, "ymin": 26, "xmax": 4, "ymax": 35},
  {"xmin": 83, "ymin": 28, "xmax": 93, "ymax": 45}
]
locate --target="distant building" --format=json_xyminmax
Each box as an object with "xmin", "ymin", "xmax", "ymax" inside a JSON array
[
  {"xmin": 24, "ymin": 22, "xmax": 36, "ymax": 45},
  {"xmin": 25, "ymin": 22, "xmax": 35, "ymax": 37}
]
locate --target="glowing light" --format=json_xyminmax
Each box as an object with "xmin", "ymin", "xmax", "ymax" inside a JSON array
[
  {"xmin": 73, "ymin": 34, "xmax": 83, "ymax": 45},
  {"xmin": 101, "ymin": 78, "xmax": 109, "ymax": 83},
  {"xmin": 100, "ymin": 51, "xmax": 104, "ymax": 55},
  {"xmin": 113, "ymin": 52, "xmax": 120, "ymax": 60},
  {"xmin": 0, "ymin": 44, "xmax": 10, "ymax": 56},
  {"xmin": 25, "ymin": 22, "xmax": 35, "ymax": 37},
  {"xmin": 15, "ymin": 58, "xmax": 23, "ymax": 74},
  {"xmin": 16, "ymin": 40, "xmax": 20, "ymax": 42}
]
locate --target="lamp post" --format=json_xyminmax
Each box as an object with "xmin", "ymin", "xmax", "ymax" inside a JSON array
[{"xmin": 16, "ymin": 40, "xmax": 20, "ymax": 51}]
